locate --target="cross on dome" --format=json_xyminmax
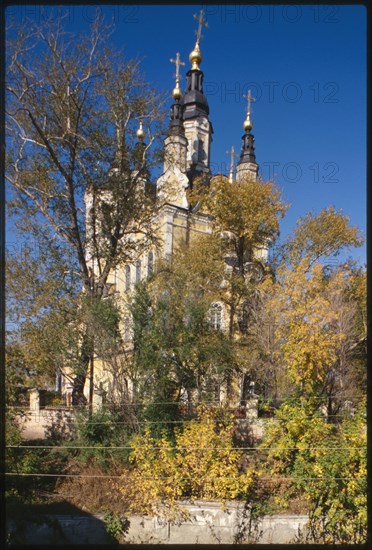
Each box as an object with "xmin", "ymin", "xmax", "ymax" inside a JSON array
[
  {"xmin": 170, "ymin": 52, "xmax": 185, "ymax": 100},
  {"xmin": 193, "ymin": 9, "xmax": 208, "ymax": 46},
  {"xmin": 242, "ymin": 89, "xmax": 256, "ymax": 132}
]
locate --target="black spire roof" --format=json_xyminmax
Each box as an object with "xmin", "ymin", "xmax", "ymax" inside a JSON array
[
  {"xmin": 183, "ymin": 68, "xmax": 209, "ymax": 120},
  {"xmin": 168, "ymin": 97, "xmax": 185, "ymax": 137},
  {"xmin": 238, "ymin": 128, "xmax": 257, "ymax": 166}
]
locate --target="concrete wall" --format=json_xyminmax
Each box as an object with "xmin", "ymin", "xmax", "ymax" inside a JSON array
[
  {"xmin": 7, "ymin": 514, "xmax": 111, "ymax": 545},
  {"xmin": 124, "ymin": 502, "xmax": 308, "ymax": 544},
  {"xmin": 15, "ymin": 409, "xmax": 74, "ymax": 440},
  {"xmin": 7, "ymin": 505, "xmax": 308, "ymax": 544}
]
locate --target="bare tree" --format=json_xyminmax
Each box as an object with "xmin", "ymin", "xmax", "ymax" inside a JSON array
[{"xmin": 6, "ymin": 13, "xmax": 167, "ymax": 403}]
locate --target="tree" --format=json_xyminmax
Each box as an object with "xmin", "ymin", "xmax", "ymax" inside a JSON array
[
  {"xmin": 243, "ymin": 207, "xmax": 366, "ymax": 404},
  {"xmin": 260, "ymin": 396, "xmax": 366, "ymax": 543},
  {"xmin": 255, "ymin": 208, "xmax": 366, "ymax": 543},
  {"xmin": 187, "ymin": 175, "xmax": 288, "ymax": 400},
  {"xmin": 280, "ymin": 206, "xmax": 364, "ymax": 271},
  {"xmin": 6, "ymin": 12, "xmax": 166, "ymax": 402},
  {"xmin": 189, "ymin": 174, "xmax": 288, "ymax": 273},
  {"xmin": 129, "ymin": 235, "xmax": 236, "ymax": 426}
]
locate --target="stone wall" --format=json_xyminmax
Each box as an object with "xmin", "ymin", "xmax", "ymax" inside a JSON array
[
  {"xmin": 7, "ymin": 505, "xmax": 309, "ymax": 544},
  {"xmin": 124, "ymin": 502, "xmax": 308, "ymax": 544}
]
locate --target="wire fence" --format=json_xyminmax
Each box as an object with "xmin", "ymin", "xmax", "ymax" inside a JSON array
[
  {"xmin": 5, "ymin": 472, "xmax": 365, "ymax": 482},
  {"xmin": 6, "ymin": 445, "xmax": 366, "ymax": 451}
]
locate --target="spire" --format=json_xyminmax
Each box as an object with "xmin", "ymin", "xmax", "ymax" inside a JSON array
[
  {"xmin": 168, "ymin": 53, "xmax": 186, "ymax": 138},
  {"xmin": 237, "ymin": 89, "xmax": 258, "ymax": 182},
  {"xmin": 243, "ymin": 89, "xmax": 255, "ymax": 132},
  {"xmin": 183, "ymin": 9, "xmax": 210, "ymax": 119},
  {"xmin": 182, "ymin": 9, "xmax": 213, "ymax": 175},
  {"xmin": 226, "ymin": 145, "xmax": 238, "ymax": 183},
  {"xmin": 134, "ymin": 119, "xmax": 147, "ymax": 170},
  {"xmin": 189, "ymin": 9, "xmax": 208, "ymax": 70},
  {"xmin": 170, "ymin": 52, "xmax": 185, "ymax": 101},
  {"xmin": 136, "ymin": 119, "xmax": 145, "ymax": 142}
]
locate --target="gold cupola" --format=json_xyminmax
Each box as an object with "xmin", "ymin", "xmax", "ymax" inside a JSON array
[
  {"xmin": 136, "ymin": 120, "xmax": 145, "ymax": 141},
  {"xmin": 189, "ymin": 42, "xmax": 202, "ymax": 70},
  {"xmin": 243, "ymin": 90, "xmax": 255, "ymax": 132},
  {"xmin": 243, "ymin": 114, "xmax": 253, "ymax": 132}
]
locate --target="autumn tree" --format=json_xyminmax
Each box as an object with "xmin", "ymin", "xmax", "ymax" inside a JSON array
[
  {"xmin": 241, "ymin": 206, "xmax": 365, "ymax": 404},
  {"xmin": 190, "ymin": 174, "xmax": 288, "ymax": 273},
  {"xmin": 188, "ymin": 174, "xmax": 288, "ymax": 401},
  {"xmin": 129, "ymin": 235, "xmax": 236, "ymax": 428},
  {"xmin": 279, "ymin": 205, "xmax": 363, "ymax": 271},
  {"xmin": 6, "ymin": 12, "xmax": 166, "ymax": 402},
  {"xmin": 256, "ymin": 208, "xmax": 366, "ymax": 542}
]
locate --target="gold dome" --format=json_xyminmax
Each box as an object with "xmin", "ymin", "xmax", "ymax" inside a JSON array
[
  {"xmin": 189, "ymin": 43, "xmax": 202, "ymax": 70},
  {"xmin": 136, "ymin": 120, "xmax": 145, "ymax": 140},
  {"xmin": 172, "ymin": 83, "xmax": 182, "ymax": 100},
  {"xmin": 243, "ymin": 115, "xmax": 253, "ymax": 132}
]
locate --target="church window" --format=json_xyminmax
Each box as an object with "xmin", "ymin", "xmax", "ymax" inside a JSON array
[
  {"xmin": 148, "ymin": 252, "xmax": 154, "ymax": 276},
  {"xmin": 198, "ymin": 138, "xmax": 205, "ymax": 162},
  {"xmin": 238, "ymin": 301, "xmax": 250, "ymax": 333},
  {"xmin": 208, "ymin": 302, "xmax": 223, "ymax": 330},
  {"xmin": 125, "ymin": 265, "xmax": 131, "ymax": 290},
  {"xmin": 136, "ymin": 260, "xmax": 141, "ymax": 283}
]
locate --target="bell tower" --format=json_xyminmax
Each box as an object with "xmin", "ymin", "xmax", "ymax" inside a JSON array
[
  {"xmin": 182, "ymin": 10, "xmax": 213, "ymax": 176},
  {"xmin": 156, "ymin": 51, "xmax": 189, "ymax": 209},
  {"xmin": 236, "ymin": 90, "xmax": 259, "ymax": 183}
]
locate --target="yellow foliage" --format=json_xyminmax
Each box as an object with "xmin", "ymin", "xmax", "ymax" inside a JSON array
[
  {"xmin": 119, "ymin": 406, "xmax": 254, "ymax": 520},
  {"xmin": 267, "ymin": 261, "xmax": 358, "ymax": 393},
  {"xmin": 189, "ymin": 174, "xmax": 288, "ymax": 245}
]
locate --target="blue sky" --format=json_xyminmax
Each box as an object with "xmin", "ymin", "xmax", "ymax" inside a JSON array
[{"xmin": 6, "ymin": 4, "xmax": 366, "ymax": 265}]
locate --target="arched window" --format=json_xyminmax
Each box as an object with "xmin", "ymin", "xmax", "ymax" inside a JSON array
[
  {"xmin": 208, "ymin": 302, "xmax": 223, "ymax": 330},
  {"xmin": 125, "ymin": 265, "xmax": 131, "ymax": 291},
  {"xmin": 198, "ymin": 138, "xmax": 205, "ymax": 162},
  {"xmin": 136, "ymin": 260, "xmax": 141, "ymax": 284},
  {"xmin": 148, "ymin": 252, "xmax": 154, "ymax": 276}
]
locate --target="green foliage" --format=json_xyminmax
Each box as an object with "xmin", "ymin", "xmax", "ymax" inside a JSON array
[
  {"xmin": 103, "ymin": 511, "xmax": 129, "ymax": 543},
  {"xmin": 67, "ymin": 408, "xmax": 133, "ymax": 469},
  {"xmin": 142, "ymin": 401, "xmax": 184, "ymax": 441},
  {"xmin": 5, "ymin": 416, "xmax": 68, "ymax": 506},
  {"xmin": 130, "ymin": 238, "xmax": 235, "ymax": 409},
  {"xmin": 260, "ymin": 398, "xmax": 367, "ymax": 543}
]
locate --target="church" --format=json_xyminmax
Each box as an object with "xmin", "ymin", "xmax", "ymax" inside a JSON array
[{"xmin": 80, "ymin": 10, "xmax": 269, "ymax": 409}]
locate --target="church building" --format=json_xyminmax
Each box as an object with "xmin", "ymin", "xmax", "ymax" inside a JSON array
[{"xmin": 81, "ymin": 10, "xmax": 268, "ymax": 409}]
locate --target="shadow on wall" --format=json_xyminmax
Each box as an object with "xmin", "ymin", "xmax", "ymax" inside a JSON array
[{"xmin": 6, "ymin": 501, "xmax": 120, "ymax": 545}]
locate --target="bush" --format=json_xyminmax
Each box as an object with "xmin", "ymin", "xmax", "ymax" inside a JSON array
[
  {"xmin": 119, "ymin": 405, "xmax": 255, "ymax": 521},
  {"xmin": 68, "ymin": 407, "xmax": 133, "ymax": 469}
]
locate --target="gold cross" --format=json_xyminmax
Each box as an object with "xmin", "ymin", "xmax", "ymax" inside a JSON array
[
  {"xmin": 193, "ymin": 9, "xmax": 208, "ymax": 45},
  {"xmin": 226, "ymin": 146, "xmax": 238, "ymax": 183},
  {"xmin": 226, "ymin": 145, "xmax": 238, "ymax": 168},
  {"xmin": 243, "ymin": 89, "xmax": 256, "ymax": 116},
  {"xmin": 170, "ymin": 52, "xmax": 185, "ymax": 82}
]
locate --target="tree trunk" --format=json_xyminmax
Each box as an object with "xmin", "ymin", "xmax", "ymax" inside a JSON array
[{"xmin": 72, "ymin": 331, "xmax": 91, "ymax": 406}]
